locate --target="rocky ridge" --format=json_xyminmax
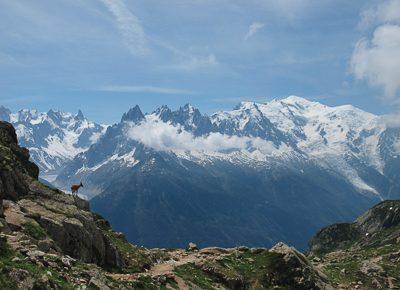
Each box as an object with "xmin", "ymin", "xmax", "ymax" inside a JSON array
[{"xmin": 309, "ymin": 200, "xmax": 400, "ymax": 289}]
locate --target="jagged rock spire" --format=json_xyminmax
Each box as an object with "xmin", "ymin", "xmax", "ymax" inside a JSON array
[{"xmin": 121, "ymin": 105, "xmax": 145, "ymax": 123}]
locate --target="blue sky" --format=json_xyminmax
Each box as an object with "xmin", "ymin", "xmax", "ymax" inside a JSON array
[{"xmin": 1, "ymin": 0, "xmax": 400, "ymax": 124}]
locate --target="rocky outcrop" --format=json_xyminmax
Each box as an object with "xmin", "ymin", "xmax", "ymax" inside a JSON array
[
  {"xmin": 0, "ymin": 121, "xmax": 39, "ymax": 215},
  {"xmin": 309, "ymin": 200, "xmax": 400, "ymax": 254},
  {"xmin": 269, "ymin": 243, "xmax": 333, "ymax": 290},
  {"xmin": 308, "ymin": 200, "xmax": 400, "ymax": 289},
  {"xmin": 0, "ymin": 121, "xmax": 123, "ymax": 270},
  {"xmin": 308, "ymin": 223, "xmax": 360, "ymax": 254}
]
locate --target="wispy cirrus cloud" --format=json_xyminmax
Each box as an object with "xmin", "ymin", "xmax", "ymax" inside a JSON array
[
  {"xmin": 100, "ymin": 0, "xmax": 149, "ymax": 56},
  {"xmin": 96, "ymin": 85, "xmax": 196, "ymax": 95},
  {"xmin": 245, "ymin": 22, "xmax": 265, "ymax": 40},
  {"xmin": 99, "ymin": 0, "xmax": 218, "ymax": 71}
]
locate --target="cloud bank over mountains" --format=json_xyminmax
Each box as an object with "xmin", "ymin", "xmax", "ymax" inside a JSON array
[{"xmin": 126, "ymin": 115, "xmax": 278, "ymax": 155}]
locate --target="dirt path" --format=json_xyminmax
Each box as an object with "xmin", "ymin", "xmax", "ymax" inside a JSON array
[
  {"xmin": 148, "ymin": 250, "xmax": 199, "ymax": 275},
  {"xmin": 107, "ymin": 247, "xmax": 233, "ymax": 288}
]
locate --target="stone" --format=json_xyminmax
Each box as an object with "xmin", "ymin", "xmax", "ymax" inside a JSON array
[
  {"xmin": 312, "ymin": 256, "xmax": 321, "ymax": 263},
  {"xmin": 372, "ymin": 278, "xmax": 382, "ymax": 289},
  {"xmin": 38, "ymin": 239, "xmax": 54, "ymax": 252},
  {"xmin": 360, "ymin": 260, "xmax": 383, "ymax": 275},
  {"xmin": 199, "ymin": 247, "xmax": 230, "ymax": 255},
  {"xmin": 269, "ymin": 243, "xmax": 334, "ymax": 289},
  {"xmin": 8, "ymin": 268, "xmax": 36, "ymax": 289},
  {"xmin": 27, "ymin": 250, "xmax": 45, "ymax": 258},
  {"xmin": 89, "ymin": 277, "xmax": 111, "ymax": 290},
  {"xmin": 187, "ymin": 242, "xmax": 198, "ymax": 252},
  {"xmin": 249, "ymin": 247, "xmax": 265, "ymax": 254},
  {"xmin": 61, "ymin": 256, "xmax": 76, "ymax": 268}
]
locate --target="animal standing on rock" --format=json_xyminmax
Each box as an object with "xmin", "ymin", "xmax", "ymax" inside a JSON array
[{"xmin": 71, "ymin": 182, "xmax": 83, "ymax": 197}]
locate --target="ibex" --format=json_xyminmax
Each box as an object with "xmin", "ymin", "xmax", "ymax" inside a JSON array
[{"xmin": 71, "ymin": 182, "xmax": 83, "ymax": 197}]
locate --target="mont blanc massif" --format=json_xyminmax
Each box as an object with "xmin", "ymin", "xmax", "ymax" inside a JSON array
[{"xmin": 1, "ymin": 96, "xmax": 399, "ymax": 250}]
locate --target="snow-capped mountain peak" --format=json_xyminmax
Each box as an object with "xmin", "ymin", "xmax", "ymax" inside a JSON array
[
  {"xmin": 51, "ymin": 97, "xmax": 400, "ymax": 251},
  {"xmin": 0, "ymin": 107, "xmax": 107, "ymax": 178}
]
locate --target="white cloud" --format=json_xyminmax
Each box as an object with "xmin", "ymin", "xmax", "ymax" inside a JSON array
[
  {"xmin": 245, "ymin": 22, "xmax": 265, "ymax": 40},
  {"xmin": 100, "ymin": 0, "xmax": 148, "ymax": 56},
  {"xmin": 359, "ymin": 0, "xmax": 400, "ymax": 29},
  {"xmin": 351, "ymin": 1, "xmax": 400, "ymax": 101},
  {"xmin": 126, "ymin": 116, "xmax": 278, "ymax": 155},
  {"xmin": 97, "ymin": 85, "xmax": 196, "ymax": 95},
  {"xmin": 351, "ymin": 24, "xmax": 400, "ymax": 99}
]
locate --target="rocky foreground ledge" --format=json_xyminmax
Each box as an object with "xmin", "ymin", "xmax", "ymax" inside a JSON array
[{"xmin": 1, "ymin": 120, "xmax": 400, "ymax": 289}]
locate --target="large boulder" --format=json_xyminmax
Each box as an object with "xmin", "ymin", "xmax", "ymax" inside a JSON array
[{"xmin": 269, "ymin": 243, "xmax": 333, "ymax": 290}]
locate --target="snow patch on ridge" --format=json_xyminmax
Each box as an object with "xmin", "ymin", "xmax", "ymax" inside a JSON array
[{"xmin": 76, "ymin": 149, "xmax": 139, "ymax": 174}]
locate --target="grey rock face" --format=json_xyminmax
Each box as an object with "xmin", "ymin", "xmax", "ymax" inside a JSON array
[
  {"xmin": 121, "ymin": 105, "xmax": 145, "ymax": 123},
  {"xmin": 17, "ymin": 188, "xmax": 124, "ymax": 269},
  {"xmin": 270, "ymin": 243, "xmax": 333, "ymax": 290},
  {"xmin": 0, "ymin": 122, "xmax": 123, "ymax": 270},
  {"xmin": 0, "ymin": 121, "xmax": 39, "ymax": 213}
]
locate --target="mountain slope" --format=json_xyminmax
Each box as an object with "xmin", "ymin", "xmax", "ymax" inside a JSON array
[
  {"xmin": 308, "ymin": 200, "xmax": 400, "ymax": 289},
  {"xmin": 0, "ymin": 106, "xmax": 107, "ymax": 179}
]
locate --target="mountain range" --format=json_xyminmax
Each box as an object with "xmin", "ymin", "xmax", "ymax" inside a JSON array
[
  {"xmin": 0, "ymin": 105, "xmax": 106, "ymax": 181},
  {"xmin": 38, "ymin": 96, "xmax": 397, "ymax": 250},
  {"xmin": 2, "ymin": 97, "xmax": 400, "ymax": 250}
]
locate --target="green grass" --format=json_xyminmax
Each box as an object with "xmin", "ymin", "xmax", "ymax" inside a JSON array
[
  {"xmin": 130, "ymin": 275, "xmax": 160, "ymax": 290},
  {"xmin": 219, "ymin": 250, "xmax": 291, "ymax": 289},
  {"xmin": 174, "ymin": 263, "xmax": 216, "ymax": 290},
  {"xmin": 23, "ymin": 222, "xmax": 47, "ymax": 240},
  {"xmin": 324, "ymin": 259, "xmax": 360, "ymax": 284},
  {"xmin": 320, "ymin": 239, "xmax": 400, "ymax": 288},
  {"xmin": 173, "ymin": 251, "xmax": 291, "ymax": 290},
  {"xmin": 0, "ymin": 244, "xmax": 75, "ymax": 289}
]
